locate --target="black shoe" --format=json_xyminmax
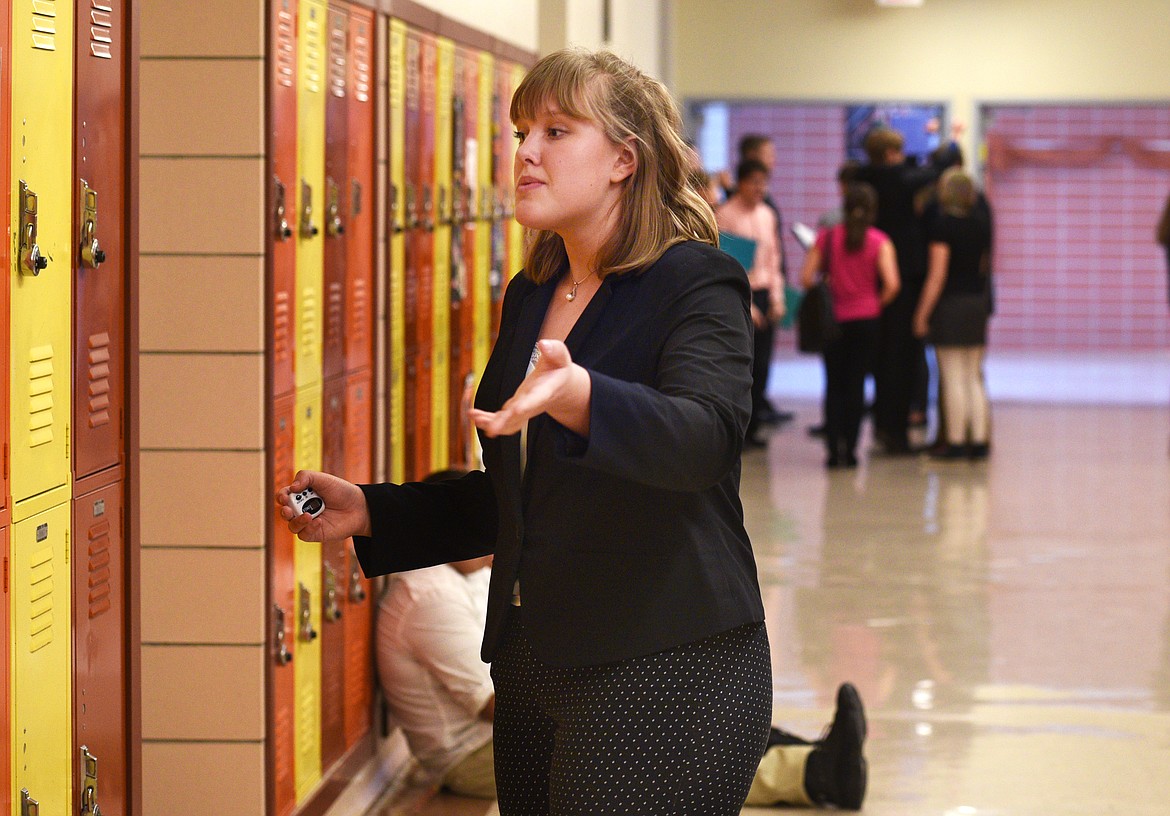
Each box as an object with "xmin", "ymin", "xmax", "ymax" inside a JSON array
[
  {"xmin": 968, "ymin": 443, "xmax": 990, "ymax": 460},
  {"xmin": 805, "ymin": 683, "xmax": 867, "ymax": 810},
  {"xmin": 929, "ymin": 444, "xmax": 967, "ymax": 460}
]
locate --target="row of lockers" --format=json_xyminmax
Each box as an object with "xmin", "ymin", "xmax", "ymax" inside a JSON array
[
  {"xmin": 3, "ymin": 0, "xmax": 131, "ymax": 815},
  {"xmin": 265, "ymin": 2, "xmax": 526, "ymax": 813}
]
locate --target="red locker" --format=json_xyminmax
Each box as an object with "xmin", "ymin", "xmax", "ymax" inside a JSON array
[
  {"xmin": 341, "ymin": 371, "xmax": 373, "ymax": 747},
  {"xmin": 270, "ymin": 393, "xmax": 298, "ymax": 816},
  {"xmin": 447, "ymin": 46, "xmax": 475, "ymax": 465},
  {"xmin": 490, "ymin": 59, "xmax": 512, "ymax": 339},
  {"xmin": 71, "ymin": 474, "xmax": 126, "ymax": 816},
  {"xmin": 322, "ymin": 4, "xmax": 349, "ymax": 383},
  {"xmin": 73, "ymin": 0, "xmax": 127, "ymax": 482},
  {"xmin": 416, "ymin": 30, "xmax": 438, "ymax": 477},
  {"xmin": 403, "ymin": 26, "xmax": 433, "ymax": 481},
  {"xmin": 318, "ymin": 375, "xmax": 347, "ymax": 770},
  {"xmin": 344, "ymin": 6, "xmax": 375, "ymax": 376},
  {"xmin": 271, "ymin": 0, "xmax": 299, "ymax": 399}
]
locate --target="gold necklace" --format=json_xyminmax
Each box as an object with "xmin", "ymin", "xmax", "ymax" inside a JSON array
[{"xmin": 566, "ymin": 270, "xmax": 595, "ymax": 301}]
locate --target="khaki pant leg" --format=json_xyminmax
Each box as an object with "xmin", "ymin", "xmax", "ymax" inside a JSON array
[
  {"xmin": 441, "ymin": 739, "xmax": 498, "ymax": 799},
  {"xmin": 743, "ymin": 743, "xmax": 814, "ymax": 807}
]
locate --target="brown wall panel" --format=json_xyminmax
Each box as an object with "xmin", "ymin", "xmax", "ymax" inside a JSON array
[
  {"xmin": 74, "ymin": 0, "xmax": 128, "ymax": 481},
  {"xmin": 345, "ymin": 5, "xmax": 376, "ymax": 376},
  {"xmin": 323, "ymin": 4, "xmax": 350, "ymax": 383},
  {"xmin": 270, "ymin": 392, "xmax": 298, "ymax": 816},
  {"xmin": 72, "ymin": 477, "xmax": 127, "ymax": 816}
]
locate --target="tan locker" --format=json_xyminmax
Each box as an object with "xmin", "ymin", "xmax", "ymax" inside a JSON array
[
  {"xmin": 71, "ymin": 474, "xmax": 126, "ymax": 816},
  {"xmin": 322, "ymin": 4, "xmax": 349, "ymax": 384}
]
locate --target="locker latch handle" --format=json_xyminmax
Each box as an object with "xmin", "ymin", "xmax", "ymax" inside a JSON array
[
  {"xmin": 80, "ymin": 746, "xmax": 103, "ymax": 816},
  {"xmin": 78, "ymin": 180, "xmax": 107, "ymax": 269},
  {"xmin": 326, "ymin": 176, "xmax": 345, "ymax": 237},
  {"xmin": 300, "ymin": 180, "xmax": 320, "ymax": 238},
  {"xmin": 349, "ymin": 557, "xmax": 367, "ymax": 603},
  {"xmin": 390, "ymin": 183, "xmax": 405, "ymax": 233},
  {"xmin": 421, "ymin": 185, "xmax": 434, "ymax": 231},
  {"xmin": 19, "ymin": 181, "xmax": 49, "ymax": 276},
  {"xmin": 405, "ymin": 183, "xmax": 419, "ymax": 230},
  {"xmin": 437, "ymin": 184, "xmax": 450, "ymax": 227},
  {"xmin": 274, "ymin": 176, "xmax": 293, "ymax": 240},
  {"xmin": 351, "ymin": 178, "xmax": 363, "ymax": 219},
  {"xmin": 298, "ymin": 582, "xmax": 318, "ymax": 642},
  {"xmin": 323, "ymin": 564, "xmax": 343, "ymax": 622},
  {"xmin": 274, "ymin": 603, "xmax": 293, "ymax": 665},
  {"xmin": 21, "ymin": 788, "xmax": 39, "ymax": 816}
]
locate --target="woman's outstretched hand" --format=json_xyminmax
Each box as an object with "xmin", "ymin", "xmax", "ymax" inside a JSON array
[
  {"xmin": 469, "ymin": 338, "xmax": 590, "ymax": 438},
  {"xmin": 274, "ymin": 470, "xmax": 372, "ymax": 542}
]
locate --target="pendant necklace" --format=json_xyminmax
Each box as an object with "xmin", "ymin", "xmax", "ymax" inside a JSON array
[{"xmin": 566, "ymin": 270, "xmax": 595, "ymax": 302}]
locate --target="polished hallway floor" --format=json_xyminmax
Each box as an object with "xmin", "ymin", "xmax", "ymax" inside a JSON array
[{"xmin": 368, "ymin": 400, "xmax": 1170, "ymax": 815}]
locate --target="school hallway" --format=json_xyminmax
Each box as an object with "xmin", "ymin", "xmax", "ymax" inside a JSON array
[{"xmin": 357, "ymin": 351, "xmax": 1170, "ymax": 816}]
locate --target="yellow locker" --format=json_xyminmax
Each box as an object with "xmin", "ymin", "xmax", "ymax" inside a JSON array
[
  {"xmin": 474, "ymin": 50, "xmax": 494, "ymax": 378},
  {"xmin": 11, "ymin": 490, "xmax": 72, "ymax": 816},
  {"xmin": 293, "ymin": 385, "xmax": 323, "ymax": 800},
  {"xmin": 431, "ymin": 36, "xmax": 454, "ymax": 470},
  {"xmin": 296, "ymin": 0, "xmax": 328, "ymax": 391},
  {"xmin": 506, "ymin": 63, "xmax": 526, "ymax": 283},
  {"xmin": 388, "ymin": 18, "xmax": 407, "ymax": 485},
  {"xmin": 10, "ymin": 0, "xmax": 76, "ymax": 505}
]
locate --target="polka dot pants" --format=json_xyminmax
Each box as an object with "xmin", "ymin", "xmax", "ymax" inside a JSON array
[{"xmin": 490, "ymin": 614, "xmax": 772, "ymax": 815}]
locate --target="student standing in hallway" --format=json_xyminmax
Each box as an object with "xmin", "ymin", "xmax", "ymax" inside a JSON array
[{"xmin": 280, "ymin": 48, "xmax": 776, "ymax": 814}]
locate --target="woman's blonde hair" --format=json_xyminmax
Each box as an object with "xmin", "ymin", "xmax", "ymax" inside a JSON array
[
  {"xmin": 938, "ymin": 168, "xmax": 977, "ymax": 217},
  {"xmin": 510, "ymin": 48, "xmax": 718, "ymax": 284}
]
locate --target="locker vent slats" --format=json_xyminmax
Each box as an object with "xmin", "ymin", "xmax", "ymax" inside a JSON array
[
  {"xmin": 87, "ymin": 332, "xmax": 111, "ymax": 428},
  {"xmin": 88, "ymin": 519, "xmax": 112, "ymax": 618},
  {"xmin": 27, "ymin": 344, "xmax": 55, "ymax": 447},
  {"xmin": 28, "ymin": 546, "xmax": 55, "ymax": 652}
]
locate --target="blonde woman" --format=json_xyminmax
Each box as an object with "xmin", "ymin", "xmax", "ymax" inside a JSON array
[
  {"xmin": 276, "ymin": 49, "xmax": 835, "ymax": 813},
  {"xmin": 913, "ymin": 168, "xmax": 993, "ymax": 459}
]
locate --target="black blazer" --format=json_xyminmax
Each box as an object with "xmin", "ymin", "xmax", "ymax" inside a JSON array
[{"xmin": 354, "ymin": 241, "xmax": 765, "ymax": 667}]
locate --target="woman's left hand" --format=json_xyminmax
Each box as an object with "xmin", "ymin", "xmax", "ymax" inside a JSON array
[
  {"xmin": 470, "ymin": 338, "xmax": 584, "ymax": 437},
  {"xmin": 912, "ymin": 313, "xmax": 930, "ymax": 339}
]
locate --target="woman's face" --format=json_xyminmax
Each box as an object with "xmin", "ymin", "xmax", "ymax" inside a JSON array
[{"xmin": 512, "ymin": 102, "xmax": 633, "ymax": 245}]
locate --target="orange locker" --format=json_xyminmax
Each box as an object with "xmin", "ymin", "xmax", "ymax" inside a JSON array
[
  {"xmin": 447, "ymin": 45, "xmax": 477, "ymax": 465},
  {"xmin": 270, "ymin": 393, "xmax": 298, "ymax": 816},
  {"xmin": 345, "ymin": 6, "xmax": 375, "ymax": 377},
  {"xmin": 322, "ymin": 4, "xmax": 349, "ymax": 384},
  {"xmin": 341, "ymin": 370, "xmax": 372, "ymax": 748},
  {"xmin": 73, "ymin": 0, "xmax": 126, "ymax": 483},
  {"xmin": 319, "ymin": 375, "xmax": 346, "ymax": 770},
  {"xmin": 271, "ymin": 0, "xmax": 299, "ymax": 399},
  {"xmin": 416, "ymin": 30, "xmax": 438, "ymax": 477},
  {"xmin": 71, "ymin": 474, "xmax": 126, "ymax": 816}
]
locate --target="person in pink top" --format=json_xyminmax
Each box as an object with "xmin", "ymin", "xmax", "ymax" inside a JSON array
[
  {"xmin": 716, "ymin": 158, "xmax": 786, "ymax": 447},
  {"xmin": 800, "ymin": 183, "xmax": 900, "ymax": 467}
]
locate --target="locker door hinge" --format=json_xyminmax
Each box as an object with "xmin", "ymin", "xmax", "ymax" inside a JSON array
[
  {"xmin": 3, "ymin": 441, "xmax": 8, "ymax": 479},
  {"xmin": 78, "ymin": 180, "xmax": 107, "ymax": 269},
  {"xmin": 390, "ymin": 182, "xmax": 404, "ymax": 233},
  {"xmin": 21, "ymin": 788, "xmax": 39, "ymax": 816},
  {"xmin": 4, "ymin": 556, "xmax": 8, "ymax": 595},
  {"xmin": 65, "ymin": 527, "xmax": 70, "ymax": 567},
  {"xmin": 19, "ymin": 181, "xmax": 49, "ymax": 276},
  {"xmin": 65, "ymin": 422, "xmax": 70, "ymax": 459},
  {"xmin": 274, "ymin": 604, "xmax": 293, "ymax": 665},
  {"xmin": 351, "ymin": 178, "xmax": 362, "ymax": 218},
  {"xmin": 80, "ymin": 746, "xmax": 103, "ymax": 816}
]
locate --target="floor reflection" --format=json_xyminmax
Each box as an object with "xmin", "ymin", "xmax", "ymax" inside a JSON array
[{"xmin": 742, "ymin": 402, "xmax": 1170, "ymax": 814}]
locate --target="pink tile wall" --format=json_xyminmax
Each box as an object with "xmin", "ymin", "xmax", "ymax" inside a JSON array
[{"xmin": 985, "ymin": 105, "xmax": 1170, "ymax": 351}]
